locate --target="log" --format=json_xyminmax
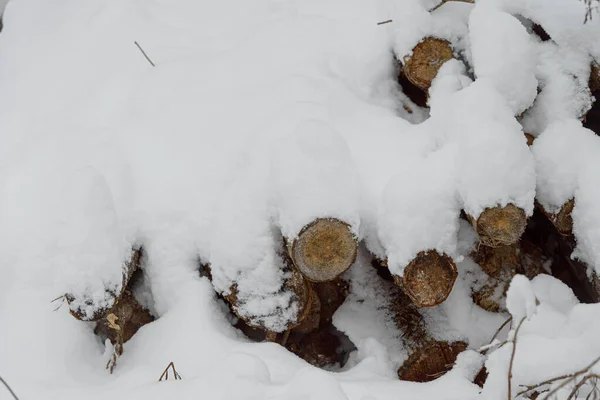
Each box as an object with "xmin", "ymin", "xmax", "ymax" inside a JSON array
[
  {"xmin": 393, "ymin": 250, "xmax": 458, "ymax": 308},
  {"xmin": 537, "ymin": 199, "xmax": 574, "ymax": 236},
  {"xmin": 467, "ymin": 204, "xmax": 527, "ymax": 247},
  {"xmin": 402, "ymin": 37, "xmax": 454, "ymax": 91},
  {"xmin": 470, "ymin": 240, "xmax": 547, "ymax": 312},
  {"xmin": 288, "ymin": 218, "xmax": 358, "ymax": 283},
  {"xmin": 591, "ymin": 63, "xmax": 600, "ymax": 94},
  {"xmin": 390, "ymin": 289, "xmax": 467, "ymax": 382},
  {"xmin": 224, "ymin": 266, "xmax": 313, "ymax": 331},
  {"xmin": 66, "ymin": 247, "xmax": 143, "ymax": 321}
]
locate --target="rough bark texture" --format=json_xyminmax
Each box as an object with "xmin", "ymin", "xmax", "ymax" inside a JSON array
[
  {"xmin": 538, "ymin": 199, "xmax": 575, "ymax": 236},
  {"xmin": 394, "ymin": 250, "xmax": 458, "ymax": 308},
  {"xmin": 468, "ymin": 204, "xmax": 527, "ymax": 247},
  {"xmin": 390, "ymin": 289, "xmax": 466, "ymax": 382},
  {"xmin": 289, "ymin": 218, "xmax": 358, "ymax": 282},
  {"xmin": 591, "ymin": 63, "xmax": 600, "ymax": 94},
  {"xmin": 67, "ymin": 247, "xmax": 144, "ymax": 321},
  {"xmin": 402, "ymin": 38, "xmax": 453, "ymax": 91}
]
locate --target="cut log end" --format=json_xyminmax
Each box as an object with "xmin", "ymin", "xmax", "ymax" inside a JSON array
[
  {"xmin": 67, "ymin": 247, "xmax": 144, "ymax": 321},
  {"xmin": 525, "ymin": 132, "xmax": 535, "ymax": 147},
  {"xmin": 291, "ymin": 218, "xmax": 358, "ymax": 282},
  {"xmin": 403, "ymin": 37, "xmax": 453, "ymax": 91},
  {"xmin": 398, "ymin": 340, "xmax": 467, "ymax": 382},
  {"xmin": 469, "ymin": 204, "xmax": 527, "ymax": 247},
  {"xmin": 395, "ymin": 251, "xmax": 458, "ymax": 308},
  {"xmin": 540, "ymin": 199, "xmax": 574, "ymax": 236}
]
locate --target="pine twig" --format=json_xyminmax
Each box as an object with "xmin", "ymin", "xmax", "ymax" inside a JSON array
[
  {"xmin": 134, "ymin": 41, "xmax": 155, "ymax": 67},
  {"xmin": 0, "ymin": 375, "xmax": 19, "ymax": 400}
]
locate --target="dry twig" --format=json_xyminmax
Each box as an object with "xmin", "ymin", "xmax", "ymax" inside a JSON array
[
  {"xmin": 134, "ymin": 41, "xmax": 156, "ymax": 67},
  {"xmin": 158, "ymin": 362, "xmax": 182, "ymax": 382},
  {"xmin": 0, "ymin": 375, "xmax": 19, "ymax": 400},
  {"xmin": 508, "ymin": 318, "xmax": 526, "ymax": 400}
]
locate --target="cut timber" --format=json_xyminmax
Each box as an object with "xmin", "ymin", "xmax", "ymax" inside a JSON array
[
  {"xmin": 66, "ymin": 247, "xmax": 143, "ymax": 321},
  {"xmin": 393, "ymin": 250, "xmax": 458, "ymax": 308},
  {"xmin": 289, "ymin": 218, "xmax": 358, "ymax": 282},
  {"xmin": 402, "ymin": 38, "xmax": 453, "ymax": 91},
  {"xmin": 467, "ymin": 204, "xmax": 527, "ymax": 247},
  {"xmin": 391, "ymin": 289, "xmax": 466, "ymax": 382},
  {"xmin": 537, "ymin": 199, "xmax": 575, "ymax": 236},
  {"xmin": 471, "ymin": 243, "xmax": 519, "ymax": 278},
  {"xmin": 224, "ymin": 267, "xmax": 312, "ymax": 331}
]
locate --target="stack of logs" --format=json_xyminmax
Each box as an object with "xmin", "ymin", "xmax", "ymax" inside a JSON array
[{"xmin": 61, "ymin": 2, "xmax": 600, "ymax": 382}]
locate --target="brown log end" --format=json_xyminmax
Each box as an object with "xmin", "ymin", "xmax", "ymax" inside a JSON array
[
  {"xmin": 290, "ymin": 218, "xmax": 358, "ymax": 282},
  {"xmin": 524, "ymin": 132, "xmax": 535, "ymax": 147},
  {"xmin": 539, "ymin": 199, "xmax": 575, "ymax": 236},
  {"xmin": 398, "ymin": 340, "xmax": 467, "ymax": 382},
  {"xmin": 67, "ymin": 247, "xmax": 144, "ymax": 321},
  {"xmin": 472, "ymin": 277, "xmax": 510, "ymax": 313},
  {"xmin": 403, "ymin": 37, "xmax": 453, "ymax": 91},
  {"xmin": 94, "ymin": 290, "xmax": 155, "ymax": 345},
  {"xmin": 590, "ymin": 63, "xmax": 600, "ymax": 93},
  {"xmin": 395, "ymin": 250, "xmax": 458, "ymax": 308},
  {"xmin": 469, "ymin": 204, "xmax": 527, "ymax": 247}
]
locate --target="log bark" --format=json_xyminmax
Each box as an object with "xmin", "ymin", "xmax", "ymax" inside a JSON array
[
  {"xmin": 402, "ymin": 38, "xmax": 454, "ymax": 91},
  {"xmin": 470, "ymin": 240, "xmax": 547, "ymax": 313},
  {"xmin": 66, "ymin": 247, "xmax": 143, "ymax": 321},
  {"xmin": 288, "ymin": 218, "xmax": 358, "ymax": 283},
  {"xmin": 393, "ymin": 250, "xmax": 458, "ymax": 308},
  {"xmin": 467, "ymin": 204, "xmax": 527, "ymax": 247},
  {"xmin": 391, "ymin": 289, "xmax": 467, "ymax": 382},
  {"xmin": 537, "ymin": 199, "xmax": 575, "ymax": 236},
  {"xmin": 591, "ymin": 63, "xmax": 600, "ymax": 94}
]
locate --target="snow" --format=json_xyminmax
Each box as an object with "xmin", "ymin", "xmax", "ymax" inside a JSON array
[{"xmin": 1, "ymin": 0, "xmax": 600, "ymax": 398}]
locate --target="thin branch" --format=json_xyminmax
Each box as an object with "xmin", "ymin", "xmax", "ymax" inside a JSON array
[
  {"xmin": 134, "ymin": 41, "xmax": 155, "ymax": 67},
  {"xmin": 508, "ymin": 317, "xmax": 526, "ymax": 400},
  {"xmin": 428, "ymin": 0, "xmax": 475, "ymax": 12},
  {"xmin": 0, "ymin": 375, "xmax": 19, "ymax": 400},
  {"xmin": 490, "ymin": 317, "xmax": 512, "ymax": 345},
  {"xmin": 377, "ymin": 20, "xmax": 393, "ymax": 25}
]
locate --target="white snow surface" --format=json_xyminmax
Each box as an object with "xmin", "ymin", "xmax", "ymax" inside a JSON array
[{"xmin": 1, "ymin": 0, "xmax": 600, "ymax": 399}]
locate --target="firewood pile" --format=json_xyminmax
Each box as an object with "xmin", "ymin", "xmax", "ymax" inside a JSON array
[{"xmin": 59, "ymin": 0, "xmax": 600, "ymax": 385}]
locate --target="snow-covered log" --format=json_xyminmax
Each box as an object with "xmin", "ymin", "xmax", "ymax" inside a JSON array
[
  {"xmin": 538, "ymin": 199, "xmax": 575, "ymax": 236},
  {"xmin": 272, "ymin": 121, "xmax": 360, "ymax": 282}
]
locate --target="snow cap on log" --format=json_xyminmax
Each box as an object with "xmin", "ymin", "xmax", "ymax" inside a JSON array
[
  {"xmin": 272, "ymin": 120, "xmax": 360, "ymax": 240},
  {"xmin": 209, "ymin": 143, "xmax": 308, "ymax": 332},
  {"xmin": 288, "ymin": 218, "xmax": 358, "ymax": 282},
  {"xmin": 469, "ymin": 5, "xmax": 537, "ymax": 115}
]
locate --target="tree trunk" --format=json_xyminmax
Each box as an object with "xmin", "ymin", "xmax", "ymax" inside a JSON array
[
  {"xmin": 467, "ymin": 204, "xmax": 527, "ymax": 248},
  {"xmin": 288, "ymin": 218, "xmax": 358, "ymax": 283}
]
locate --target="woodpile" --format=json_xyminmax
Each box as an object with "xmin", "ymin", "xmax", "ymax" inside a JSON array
[
  {"xmin": 466, "ymin": 204, "xmax": 527, "ymax": 248},
  {"xmin": 402, "ymin": 38, "xmax": 454, "ymax": 92}
]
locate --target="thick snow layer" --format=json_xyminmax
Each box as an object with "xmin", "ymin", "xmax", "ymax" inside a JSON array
[{"xmin": 0, "ymin": 0, "xmax": 599, "ymax": 398}]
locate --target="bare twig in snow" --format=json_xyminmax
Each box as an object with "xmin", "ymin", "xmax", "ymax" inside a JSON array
[
  {"xmin": 0, "ymin": 375, "xmax": 19, "ymax": 400},
  {"xmin": 158, "ymin": 362, "xmax": 182, "ymax": 382},
  {"xmin": 377, "ymin": 20, "xmax": 393, "ymax": 25},
  {"xmin": 508, "ymin": 318, "xmax": 526, "ymax": 400},
  {"xmin": 134, "ymin": 41, "xmax": 155, "ymax": 67}
]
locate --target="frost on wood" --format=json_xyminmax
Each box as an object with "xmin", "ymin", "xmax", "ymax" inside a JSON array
[{"xmin": 289, "ymin": 218, "xmax": 358, "ymax": 283}]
